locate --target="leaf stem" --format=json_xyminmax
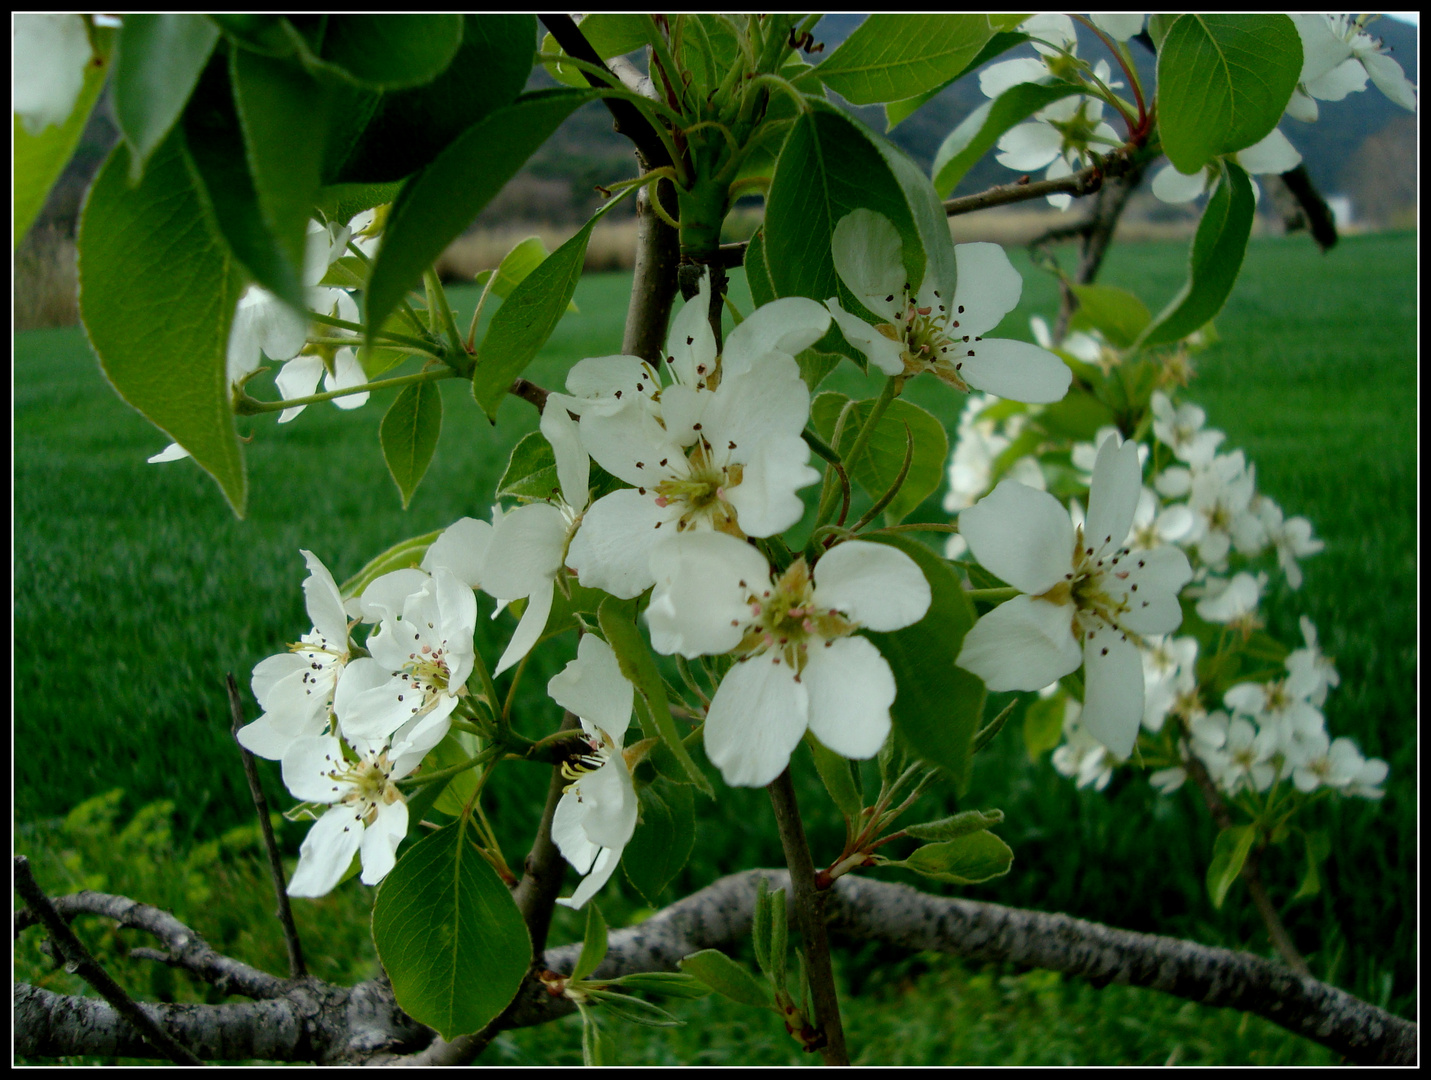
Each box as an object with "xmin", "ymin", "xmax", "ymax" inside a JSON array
[{"xmin": 237, "ymin": 366, "xmax": 454, "ymax": 414}]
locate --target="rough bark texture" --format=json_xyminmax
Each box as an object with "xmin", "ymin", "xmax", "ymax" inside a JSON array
[{"xmin": 16, "ymin": 873, "xmax": 1415, "ymax": 1064}]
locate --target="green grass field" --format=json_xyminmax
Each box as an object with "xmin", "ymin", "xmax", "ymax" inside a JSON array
[{"xmin": 13, "ymin": 231, "xmax": 1415, "ymax": 1063}]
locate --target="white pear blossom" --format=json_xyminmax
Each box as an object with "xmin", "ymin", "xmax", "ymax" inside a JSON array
[
  {"xmin": 1051, "ymin": 697, "xmax": 1119, "ymax": 789},
  {"xmin": 1224, "ymin": 676, "xmax": 1324, "ymax": 762},
  {"xmin": 1151, "ymin": 391, "xmax": 1225, "ymax": 466},
  {"xmin": 546, "ymin": 636, "xmax": 639, "ymax": 908},
  {"xmin": 281, "ymin": 728, "xmax": 443, "ymax": 897},
  {"xmin": 646, "ymin": 533, "xmax": 930, "ymax": 788},
  {"xmin": 1151, "ymin": 128, "xmax": 1302, "ymax": 205},
  {"xmin": 237, "ymin": 551, "xmax": 353, "ymax": 759},
  {"xmin": 1140, "ymin": 635, "xmax": 1198, "ymax": 735},
  {"xmin": 484, "ymin": 406, "xmax": 591, "ymax": 675},
  {"xmin": 566, "ymin": 273, "xmax": 830, "ymax": 599},
  {"xmin": 1285, "ymin": 616, "xmax": 1339, "ymax": 709},
  {"xmin": 1254, "ymin": 497, "xmax": 1322, "ymax": 590},
  {"xmin": 826, "ymin": 210, "xmax": 1071, "ymax": 403},
  {"xmin": 956, "ymin": 435, "xmax": 1193, "ymax": 758},
  {"xmin": 336, "ymin": 567, "xmax": 476, "ymax": 747},
  {"xmin": 14, "ymin": 14, "xmax": 93, "ymax": 136},
  {"xmin": 1194, "ymin": 571, "xmax": 1263, "ymax": 627},
  {"xmin": 1288, "ymin": 14, "xmax": 1416, "ymax": 121}
]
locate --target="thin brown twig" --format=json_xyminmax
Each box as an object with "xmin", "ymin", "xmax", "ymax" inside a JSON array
[
  {"xmin": 226, "ymin": 673, "xmax": 305, "ymax": 979},
  {"xmin": 768, "ymin": 768, "xmax": 849, "ymax": 1065},
  {"xmin": 509, "ymin": 377, "xmax": 550, "ymax": 414},
  {"xmin": 14, "ymin": 857, "xmax": 206, "ymax": 1065}
]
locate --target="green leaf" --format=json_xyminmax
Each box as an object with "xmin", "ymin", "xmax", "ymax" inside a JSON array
[
  {"xmin": 815, "ymin": 15, "xmax": 994, "ymax": 105},
  {"xmin": 372, "ymin": 820, "xmax": 532, "ymax": 1040},
  {"xmin": 475, "ymin": 236, "xmax": 579, "ymax": 313},
  {"xmin": 329, "ymin": 15, "xmax": 536, "ymax": 185},
  {"xmin": 231, "ymin": 48, "xmax": 334, "ymax": 281},
  {"xmin": 1206, "ymin": 823, "xmax": 1256, "ymax": 909},
  {"xmin": 471, "ymin": 194, "xmax": 626, "ymax": 419},
  {"xmin": 805, "ymin": 734, "xmax": 864, "ymax": 821},
  {"xmin": 14, "ymin": 48, "xmax": 108, "ymax": 248},
  {"xmin": 583, "ymin": 988, "xmax": 685, "ymax": 1028},
  {"xmin": 811, "ymin": 393, "xmax": 948, "ymax": 524},
  {"xmin": 114, "ymin": 14, "xmax": 220, "ymax": 180},
  {"xmin": 744, "ymin": 227, "xmax": 776, "ymax": 306},
  {"xmin": 541, "ymin": 14, "xmax": 652, "ymax": 86},
  {"xmin": 572, "ymin": 902, "xmax": 609, "ymax": 983},
  {"xmin": 1147, "ymin": 15, "xmax": 1177, "ymax": 52},
  {"xmin": 577, "ymin": 1001, "xmax": 616, "ymax": 1065},
  {"xmin": 598, "ymin": 598, "xmax": 714, "ymax": 797},
  {"xmin": 496, "ymin": 430, "xmax": 562, "ymax": 501},
  {"xmin": 310, "ymin": 15, "xmax": 463, "ymax": 90},
  {"xmin": 1068, "ymin": 283, "xmax": 1151, "ymax": 349},
  {"xmin": 429, "ymin": 728, "xmax": 483, "ymax": 817},
  {"xmin": 79, "ymin": 135, "xmax": 248, "ymax": 516},
  {"xmin": 1292, "ymin": 830, "xmax": 1330, "ymax": 902},
  {"xmin": 1138, "ymin": 161, "xmax": 1255, "ymax": 348},
  {"xmin": 367, "ymin": 88, "xmax": 596, "ymax": 351},
  {"xmin": 885, "ymin": 30, "xmax": 1028, "ymax": 129},
  {"xmin": 380, "ymin": 380, "xmax": 443, "ymax": 509},
  {"xmin": 1156, "ymin": 15, "xmax": 1302, "ymax": 174},
  {"xmin": 313, "ymin": 181, "xmax": 403, "ymax": 226},
  {"xmin": 931, "ymin": 81, "xmax": 1085, "ymax": 197},
  {"xmin": 903, "ymin": 808, "xmax": 1004, "ymax": 842},
  {"xmin": 765, "ymin": 99, "xmax": 955, "ymax": 355},
  {"xmin": 181, "ymin": 54, "xmax": 303, "ymax": 308},
  {"xmin": 210, "ymin": 14, "xmax": 303, "ymax": 58},
  {"xmin": 339, "ymin": 530, "xmax": 441, "ymax": 598},
  {"xmin": 861, "ymin": 535, "xmax": 984, "ymax": 791},
  {"xmin": 621, "ymin": 777, "xmax": 696, "ymax": 905},
  {"xmin": 606, "ymin": 971, "xmax": 711, "ymax": 999},
  {"xmin": 1035, "ymin": 389, "xmax": 1118, "ymax": 442},
  {"xmin": 1021, "ymin": 692, "xmax": 1066, "ymax": 760},
  {"xmin": 890, "ymin": 829, "xmax": 1014, "ymax": 884},
  {"xmin": 678, "ymin": 950, "xmax": 773, "ymax": 1008}
]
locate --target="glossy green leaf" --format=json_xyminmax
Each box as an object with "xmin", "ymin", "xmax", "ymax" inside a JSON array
[
  {"xmin": 805, "ymin": 734, "xmax": 863, "ymax": 821},
  {"xmin": 182, "ymin": 55, "xmax": 303, "ymax": 308},
  {"xmin": 1068, "ymin": 283, "xmax": 1152, "ymax": 349},
  {"xmin": 210, "ymin": 14, "xmax": 303, "ymax": 57},
  {"xmin": 497, "ymin": 430, "xmax": 562, "ymax": 501},
  {"xmin": 330, "ymin": 15, "xmax": 536, "ymax": 185},
  {"xmin": 862, "ymin": 535, "xmax": 984, "ymax": 790},
  {"xmin": 429, "ymin": 728, "xmax": 483, "ymax": 817},
  {"xmin": 475, "ymin": 236, "xmax": 580, "ymax": 315},
  {"xmin": 471, "ymin": 192, "xmax": 625, "ymax": 419},
  {"xmin": 572, "ymin": 902, "xmax": 609, "ymax": 983},
  {"xmin": 606, "ymin": 971, "xmax": 711, "ymax": 999},
  {"xmin": 1138, "ymin": 161, "xmax": 1255, "ymax": 348},
  {"xmin": 1146, "ymin": 14, "xmax": 1177, "ymax": 51},
  {"xmin": 14, "ymin": 48, "xmax": 108, "ymax": 248},
  {"xmin": 815, "ymin": 15, "xmax": 994, "ymax": 105},
  {"xmin": 890, "ymin": 829, "xmax": 1014, "ymax": 884},
  {"xmin": 621, "ymin": 777, "xmax": 696, "ymax": 905},
  {"xmin": 885, "ymin": 30, "xmax": 1028, "ymax": 129},
  {"xmin": 765, "ymin": 99, "xmax": 955, "ymax": 348},
  {"xmin": 811, "ymin": 393, "xmax": 949, "ymax": 523},
  {"xmin": 1206, "ymin": 823, "xmax": 1256, "ymax": 909},
  {"xmin": 380, "ymin": 380, "xmax": 443, "ymax": 509},
  {"xmin": 311, "ymin": 15, "xmax": 463, "ymax": 90},
  {"xmin": 931, "ymin": 81, "xmax": 1085, "ymax": 197},
  {"xmin": 79, "ymin": 136, "xmax": 247, "ymax": 516},
  {"xmin": 744, "ymin": 228, "xmax": 776, "ymax": 306},
  {"xmin": 541, "ymin": 13, "xmax": 652, "ymax": 86},
  {"xmin": 373, "ymin": 820, "xmax": 531, "ymax": 1041},
  {"xmin": 314, "ymin": 181, "xmax": 402, "ymax": 226},
  {"xmin": 678, "ymin": 950, "xmax": 773, "ymax": 1008},
  {"xmin": 1021, "ymin": 690, "xmax": 1067, "ymax": 760},
  {"xmin": 231, "ymin": 48, "xmax": 333, "ymax": 280},
  {"xmin": 1156, "ymin": 15, "xmax": 1301, "ymax": 174},
  {"xmin": 114, "ymin": 14, "xmax": 219, "ymax": 179},
  {"xmin": 903, "ymin": 808, "xmax": 1004, "ymax": 842},
  {"xmin": 598, "ymin": 597, "xmax": 714, "ymax": 796},
  {"xmin": 367, "ymin": 88, "xmax": 596, "ymax": 351}
]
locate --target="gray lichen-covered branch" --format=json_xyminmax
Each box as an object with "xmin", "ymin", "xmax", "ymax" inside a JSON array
[{"xmin": 15, "ymin": 873, "xmax": 1414, "ymax": 1064}]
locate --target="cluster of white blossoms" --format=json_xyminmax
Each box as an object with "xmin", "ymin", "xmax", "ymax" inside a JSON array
[
  {"xmin": 236, "ymin": 549, "xmax": 478, "ymax": 896},
  {"xmin": 1287, "ymin": 14, "xmax": 1417, "ymax": 121},
  {"xmin": 977, "ymin": 14, "xmax": 1142, "ymax": 210},
  {"xmin": 940, "ymin": 335, "xmax": 1386, "ymax": 807}
]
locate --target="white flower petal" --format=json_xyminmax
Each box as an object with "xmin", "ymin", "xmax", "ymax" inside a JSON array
[
  {"xmin": 666, "ymin": 273, "xmax": 718, "ymax": 387},
  {"xmin": 359, "ymin": 801, "xmax": 409, "ymax": 886},
  {"xmin": 1090, "ymin": 13, "xmax": 1144, "ymax": 41},
  {"xmin": 951, "ymin": 243, "xmax": 1023, "ymax": 337},
  {"xmin": 548, "ymin": 635, "xmax": 634, "ymax": 742},
  {"xmin": 493, "ymin": 578, "xmax": 554, "ymax": 678},
  {"xmin": 567, "ymin": 488, "xmax": 675, "ymax": 599},
  {"xmin": 646, "ymin": 533, "xmax": 769, "ymax": 657},
  {"xmin": 1151, "ymin": 163, "xmax": 1209, "ymax": 204},
  {"xmin": 147, "ymin": 442, "xmax": 192, "ymax": 463},
  {"xmin": 281, "ymin": 735, "xmax": 348, "ymax": 803},
  {"xmin": 557, "ymin": 845, "xmax": 622, "ymax": 910},
  {"xmin": 812, "ymin": 541, "xmax": 930, "ymax": 631},
  {"xmin": 724, "ymin": 434, "xmax": 818, "ymax": 539},
  {"xmin": 575, "ymin": 757, "xmax": 638, "ymax": 850},
  {"xmin": 301, "ymin": 550, "xmax": 349, "ymax": 647},
  {"xmin": 579, "ymin": 398, "xmax": 686, "ymax": 487},
  {"xmin": 1080, "ymin": 629, "xmax": 1144, "ymax": 758},
  {"xmin": 995, "ymin": 122, "xmax": 1064, "ymax": 171},
  {"xmin": 483, "ymin": 503, "xmax": 568, "ymax": 599},
  {"xmin": 1361, "ymin": 50, "xmax": 1416, "ymax": 110},
  {"xmin": 275, "ymin": 354, "xmax": 324, "ymax": 424},
  {"xmin": 1236, "ymin": 128, "xmax": 1301, "ymax": 175},
  {"xmin": 956, "ymin": 595, "xmax": 1080, "ymax": 691},
  {"xmin": 14, "ymin": 14, "xmax": 92, "ymax": 135},
  {"xmin": 804, "ymin": 636, "xmax": 895, "ymax": 760},
  {"xmin": 957, "ymin": 338, "xmax": 1071, "ymax": 404},
  {"xmin": 552, "ymin": 790, "xmax": 600, "ymax": 875},
  {"xmin": 723, "ymin": 297, "xmax": 831, "ymax": 369},
  {"xmin": 831, "ymin": 209, "xmax": 906, "ymax": 322},
  {"xmin": 1084, "ymin": 436, "xmax": 1141, "ymax": 556},
  {"xmin": 826, "ymin": 300, "xmax": 905, "ymax": 376},
  {"xmin": 704, "ymin": 656, "xmax": 810, "ymax": 787},
  {"xmin": 540, "ymin": 400, "xmax": 590, "ymax": 509},
  {"xmin": 421, "ymin": 517, "xmax": 492, "ymax": 589},
  {"xmin": 1305, "ymin": 56, "xmax": 1368, "ymax": 102},
  {"xmin": 287, "ymin": 806, "xmax": 364, "ymax": 898},
  {"xmin": 980, "ymin": 57, "xmax": 1053, "ymax": 99},
  {"xmin": 960, "ymin": 481, "xmax": 1073, "ymax": 596}
]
